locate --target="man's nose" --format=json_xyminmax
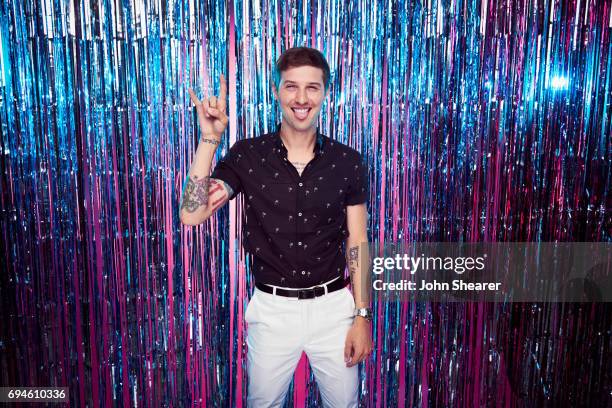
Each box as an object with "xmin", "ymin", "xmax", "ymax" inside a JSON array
[{"xmin": 296, "ymin": 88, "xmax": 307, "ymax": 104}]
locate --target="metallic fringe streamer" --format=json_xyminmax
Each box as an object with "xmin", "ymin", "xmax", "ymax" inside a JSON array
[{"xmin": 0, "ymin": 0, "xmax": 610, "ymax": 406}]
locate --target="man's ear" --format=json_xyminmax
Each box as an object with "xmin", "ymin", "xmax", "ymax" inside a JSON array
[{"xmin": 272, "ymin": 83, "xmax": 279, "ymax": 100}]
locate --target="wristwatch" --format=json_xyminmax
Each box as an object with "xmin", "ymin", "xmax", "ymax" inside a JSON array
[{"xmin": 354, "ymin": 307, "xmax": 373, "ymax": 321}]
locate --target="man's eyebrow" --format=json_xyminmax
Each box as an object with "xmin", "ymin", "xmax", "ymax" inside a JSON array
[{"xmin": 283, "ymin": 80, "xmax": 322, "ymax": 86}]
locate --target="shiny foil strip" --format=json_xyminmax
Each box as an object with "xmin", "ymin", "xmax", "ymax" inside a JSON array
[{"xmin": 0, "ymin": 0, "xmax": 610, "ymax": 406}]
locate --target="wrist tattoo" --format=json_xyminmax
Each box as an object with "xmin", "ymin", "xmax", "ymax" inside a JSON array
[
  {"xmin": 200, "ymin": 137, "xmax": 220, "ymax": 145},
  {"xmin": 180, "ymin": 175, "xmax": 210, "ymax": 212}
]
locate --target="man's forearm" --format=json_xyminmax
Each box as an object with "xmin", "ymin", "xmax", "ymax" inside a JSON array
[
  {"xmin": 346, "ymin": 237, "xmax": 370, "ymax": 309},
  {"xmin": 179, "ymin": 140, "xmax": 218, "ymax": 220}
]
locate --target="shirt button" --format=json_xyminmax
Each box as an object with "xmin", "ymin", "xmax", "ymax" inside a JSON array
[
  {"xmin": 298, "ymin": 242, "xmax": 302, "ymax": 246},
  {"xmin": 298, "ymin": 182, "xmax": 303, "ymax": 187},
  {"xmin": 301, "ymin": 270, "xmax": 306, "ymax": 275},
  {"xmin": 298, "ymin": 212, "xmax": 302, "ymax": 216}
]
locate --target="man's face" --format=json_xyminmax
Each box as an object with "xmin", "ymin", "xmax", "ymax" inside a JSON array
[{"xmin": 273, "ymin": 65, "xmax": 328, "ymax": 133}]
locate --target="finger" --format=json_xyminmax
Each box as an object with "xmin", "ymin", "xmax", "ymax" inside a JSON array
[
  {"xmin": 348, "ymin": 353, "xmax": 361, "ymax": 367},
  {"xmin": 219, "ymin": 73, "xmax": 227, "ymax": 106},
  {"xmin": 216, "ymin": 110, "xmax": 229, "ymax": 125},
  {"xmin": 353, "ymin": 350, "xmax": 364, "ymax": 364},
  {"xmin": 206, "ymin": 107, "xmax": 223, "ymax": 119},
  {"xmin": 201, "ymin": 97, "xmax": 211, "ymax": 117},
  {"xmin": 209, "ymin": 96, "xmax": 217, "ymax": 108},
  {"xmin": 188, "ymin": 88, "xmax": 201, "ymax": 106},
  {"xmin": 207, "ymin": 109, "xmax": 229, "ymax": 126},
  {"xmin": 344, "ymin": 342, "xmax": 352, "ymax": 363}
]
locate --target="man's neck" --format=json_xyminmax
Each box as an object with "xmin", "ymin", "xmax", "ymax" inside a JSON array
[{"xmin": 279, "ymin": 121, "xmax": 317, "ymax": 154}]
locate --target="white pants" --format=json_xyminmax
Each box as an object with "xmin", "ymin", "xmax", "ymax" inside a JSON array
[{"xmin": 245, "ymin": 280, "xmax": 359, "ymax": 407}]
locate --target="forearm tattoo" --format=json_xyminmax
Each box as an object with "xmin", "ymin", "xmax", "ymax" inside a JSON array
[
  {"xmin": 180, "ymin": 175, "xmax": 210, "ymax": 212},
  {"xmin": 348, "ymin": 245, "xmax": 359, "ymax": 285}
]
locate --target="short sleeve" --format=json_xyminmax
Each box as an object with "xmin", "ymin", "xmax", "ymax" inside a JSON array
[
  {"xmin": 210, "ymin": 141, "xmax": 243, "ymax": 200},
  {"xmin": 345, "ymin": 153, "xmax": 369, "ymax": 206}
]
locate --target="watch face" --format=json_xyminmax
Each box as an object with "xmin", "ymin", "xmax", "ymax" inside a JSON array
[{"xmin": 355, "ymin": 308, "xmax": 372, "ymax": 319}]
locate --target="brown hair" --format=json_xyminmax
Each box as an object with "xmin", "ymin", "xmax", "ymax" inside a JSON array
[{"xmin": 273, "ymin": 47, "xmax": 331, "ymax": 90}]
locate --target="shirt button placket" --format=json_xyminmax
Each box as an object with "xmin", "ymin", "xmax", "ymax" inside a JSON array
[{"xmin": 296, "ymin": 180, "xmax": 303, "ymax": 276}]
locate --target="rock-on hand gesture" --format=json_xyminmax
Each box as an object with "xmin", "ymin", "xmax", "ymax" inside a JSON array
[{"xmin": 188, "ymin": 74, "xmax": 228, "ymax": 142}]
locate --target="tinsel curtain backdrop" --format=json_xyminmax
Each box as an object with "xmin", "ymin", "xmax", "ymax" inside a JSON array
[{"xmin": 1, "ymin": 0, "xmax": 610, "ymax": 406}]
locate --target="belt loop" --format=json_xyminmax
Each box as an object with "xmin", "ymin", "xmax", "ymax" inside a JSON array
[
  {"xmin": 324, "ymin": 284, "xmax": 328, "ymax": 295},
  {"xmin": 272, "ymin": 286, "xmax": 277, "ymax": 296}
]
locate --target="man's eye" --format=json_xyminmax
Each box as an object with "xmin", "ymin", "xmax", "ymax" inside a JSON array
[{"xmin": 286, "ymin": 85, "xmax": 296, "ymax": 89}]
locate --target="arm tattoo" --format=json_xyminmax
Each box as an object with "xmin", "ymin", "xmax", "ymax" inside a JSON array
[
  {"xmin": 209, "ymin": 179, "xmax": 230, "ymax": 211},
  {"xmin": 348, "ymin": 245, "xmax": 359, "ymax": 285},
  {"xmin": 199, "ymin": 137, "xmax": 220, "ymax": 145},
  {"xmin": 180, "ymin": 174, "xmax": 210, "ymax": 212},
  {"xmin": 212, "ymin": 178, "xmax": 234, "ymax": 198}
]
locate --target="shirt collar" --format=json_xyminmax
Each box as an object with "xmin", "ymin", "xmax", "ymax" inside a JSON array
[{"xmin": 272, "ymin": 123, "xmax": 325, "ymax": 156}]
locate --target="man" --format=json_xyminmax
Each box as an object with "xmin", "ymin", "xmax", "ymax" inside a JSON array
[{"xmin": 179, "ymin": 47, "xmax": 372, "ymax": 407}]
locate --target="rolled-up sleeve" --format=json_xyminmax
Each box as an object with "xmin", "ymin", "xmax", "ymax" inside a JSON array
[
  {"xmin": 210, "ymin": 140, "xmax": 243, "ymax": 200},
  {"xmin": 345, "ymin": 153, "xmax": 369, "ymax": 206}
]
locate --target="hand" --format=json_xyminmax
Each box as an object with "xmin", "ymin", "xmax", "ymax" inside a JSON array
[
  {"xmin": 188, "ymin": 74, "xmax": 229, "ymax": 141},
  {"xmin": 344, "ymin": 317, "xmax": 373, "ymax": 367}
]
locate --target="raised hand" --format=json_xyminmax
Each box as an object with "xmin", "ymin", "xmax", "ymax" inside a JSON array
[{"xmin": 188, "ymin": 74, "xmax": 228, "ymax": 142}]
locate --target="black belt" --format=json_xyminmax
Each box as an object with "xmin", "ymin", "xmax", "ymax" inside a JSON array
[{"xmin": 255, "ymin": 276, "xmax": 350, "ymax": 299}]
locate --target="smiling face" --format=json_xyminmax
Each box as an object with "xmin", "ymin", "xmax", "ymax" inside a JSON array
[{"xmin": 273, "ymin": 65, "xmax": 329, "ymax": 134}]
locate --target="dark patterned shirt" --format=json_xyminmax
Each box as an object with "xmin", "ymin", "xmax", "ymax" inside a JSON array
[{"xmin": 211, "ymin": 124, "xmax": 369, "ymax": 287}]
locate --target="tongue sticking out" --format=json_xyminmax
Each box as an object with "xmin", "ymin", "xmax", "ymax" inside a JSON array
[{"xmin": 292, "ymin": 108, "xmax": 310, "ymax": 121}]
